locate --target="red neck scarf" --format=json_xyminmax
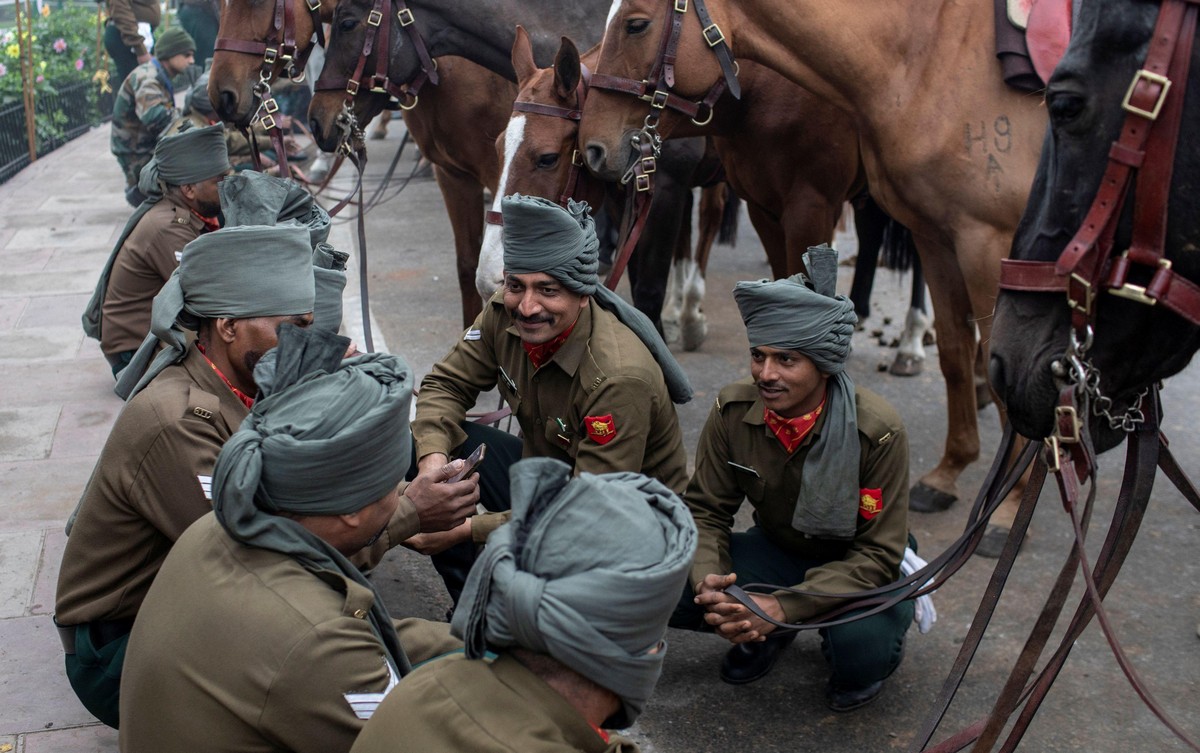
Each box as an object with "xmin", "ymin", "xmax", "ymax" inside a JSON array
[
  {"xmin": 191, "ymin": 209, "xmax": 221, "ymax": 234},
  {"xmin": 522, "ymin": 321, "xmax": 576, "ymax": 369},
  {"xmin": 196, "ymin": 343, "xmax": 255, "ymax": 409},
  {"xmin": 763, "ymin": 398, "xmax": 825, "ymax": 454}
]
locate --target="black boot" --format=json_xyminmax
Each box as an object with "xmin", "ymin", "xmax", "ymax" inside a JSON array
[{"xmin": 719, "ymin": 631, "xmax": 797, "ymax": 685}]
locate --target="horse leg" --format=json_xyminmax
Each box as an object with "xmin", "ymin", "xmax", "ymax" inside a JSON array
[
  {"xmin": 677, "ymin": 183, "xmax": 728, "ymax": 351},
  {"xmin": 370, "ymin": 110, "xmax": 392, "ymax": 140},
  {"xmin": 908, "ymin": 236, "xmax": 980, "ymax": 513},
  {"xmin": 745, "ymin": 203, "xmax": 788, "ymax": 278},
  {"xmin": 431, "ymin": 164, "xmax": 487, "ymax": 326},
  {"xmin": 890, "ymin": 253, "xmax": 932, "ymax": 377},
  {"xmin": 848, "ymin": 196, "xmax": 888, "ymax": 322}
]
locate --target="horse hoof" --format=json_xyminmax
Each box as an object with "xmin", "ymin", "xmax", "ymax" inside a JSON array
[
  {"xmin": 909, "ymin": 482, "xmax": 956, "ymax": 513},
  {"xmin": 662, "ymin": 318, "xmax": 681, "ymax": 345},
  {"xmin": 974, "ymin": 524, "xmax": 1020, "ymax": 559},
  {"xmin": 682, "ymin": 319, "xmax": 707, "ymax": 352},
  {"xmin": 889, "ymin": 353, "xmax": 923, "ymax": 377}
]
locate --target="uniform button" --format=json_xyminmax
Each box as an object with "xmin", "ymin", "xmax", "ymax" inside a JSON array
[{"xmin": 353, "ymin": 609, "xmax": 367, "ymax": 619}]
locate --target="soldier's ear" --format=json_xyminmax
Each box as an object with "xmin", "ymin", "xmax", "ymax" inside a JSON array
[
  {"xmin": 214, "ymin": 317, "xmax": 238, "ymax": 344},
  {"xmin": 179, "ymin": 182, "xmax": 198, "ymax": 202}
]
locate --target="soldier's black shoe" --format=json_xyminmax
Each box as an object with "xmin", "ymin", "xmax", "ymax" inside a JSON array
[
  {"xmin": 826, "ymin": 680, "xmax": 884, "ymax": 712},
  {"xmin": 719, "ymin": 632, "xmax": 796, "ymax": 685}
]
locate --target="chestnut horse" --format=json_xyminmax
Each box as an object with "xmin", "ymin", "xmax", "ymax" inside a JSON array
[
  {"xmin": 475, "ymin": 30, "xmax": 734, "ymax": 346},
  {"xmin": 579, "ymin": 0, "xmax": 1048, "ymax": 534},
  {"xmin": 209, "ymin": 0, "xmax": 512, "ymax": 326},
  {"xmin": 309, "ymin": 0, "xmax": 730, "ymax": 335},
  {"xmin": 992, "ymin": 0, "xmax": 1200, "ymax": 450}
]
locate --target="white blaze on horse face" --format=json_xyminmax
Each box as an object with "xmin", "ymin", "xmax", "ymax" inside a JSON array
[
  {"xmin": 476, "ymin": 115, "xmax": 528, "ymax": 300},
  {"xmin": 605, "ymin": 0, "xmax": 624, "ymax": 39}
]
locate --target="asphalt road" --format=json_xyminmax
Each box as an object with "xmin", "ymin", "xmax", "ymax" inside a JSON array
[{"xmin": 328, "ymin": 129, "xmax": 1200, "ymax": 753}]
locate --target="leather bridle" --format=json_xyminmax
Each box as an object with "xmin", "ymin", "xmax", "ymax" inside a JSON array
[
  {"xmin": 313, "ymin": 0, "xmax": 439, "ymax": 116},
  {"xmin": 588, "ymin": 0, "xmax": 740, "ymax": 194},
  {"xmin": 999, "ymin": 0, "xmax": 1200, "ymax": 471},
  {"xmin": 214, "ymin": 0, "xmax": 326, "ymax": 177}
]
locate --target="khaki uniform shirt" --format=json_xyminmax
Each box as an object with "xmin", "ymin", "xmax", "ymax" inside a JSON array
[
  {"xmin": 349, "ymin": 652, "xmax": 638, "ymax": 753},
  {"xmin": 413, "ymin": 294, "xmax": 688, "ymax": 540},
  {"xmin": 119, "ymin": 513, "xmax": 461, "ymax": 753},
  {"xmin": 100, "ymin": 195, "xmax": 205, "ymax": 356},
  {"xmin": 55, "ymin": 345, "xmax": 418, "ymax": 626},
  {"xmin": 686, "ymin": 380, "xmax": 909, "ymax": 622}
]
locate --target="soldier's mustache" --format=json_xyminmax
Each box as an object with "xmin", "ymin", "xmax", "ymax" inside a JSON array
[
  {"xmin": 516, "ymin": 314, "xmax": 553, "ymax": 325},
  {"xmin": 756, "ymin": 380, "xmax": 785, "ymax": 390}
]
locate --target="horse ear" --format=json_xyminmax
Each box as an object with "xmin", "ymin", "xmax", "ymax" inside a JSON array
[
  {"xmin": 554, "ymin": 37, "xmax": 582, "ymax": 100},
  {"xmin": 511, "ymin": 25, "xmax": 539, "ymax": 86}
]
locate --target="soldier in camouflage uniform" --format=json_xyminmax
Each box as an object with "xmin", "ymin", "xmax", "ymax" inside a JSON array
[{"xmin": 110, "ymin": 27, "xmax": 196, "ymax": 207}]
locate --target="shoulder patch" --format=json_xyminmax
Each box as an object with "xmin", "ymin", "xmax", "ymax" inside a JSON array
[
  {"xmin": 463, "ymin": 328, "xmax": 481, "ymax": 341},
  {"xmin": 859, "ymin": 488, "xmax": 883, "ymax": 520},
  {"xmin": 585, "ymin": 414, "xmax": 617, "ymax": 445}
]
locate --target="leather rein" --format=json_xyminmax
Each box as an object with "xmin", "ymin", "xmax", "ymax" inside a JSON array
[{"xmin": 720, "ymin": 1, "xmax": 1200, "ymax": 749}]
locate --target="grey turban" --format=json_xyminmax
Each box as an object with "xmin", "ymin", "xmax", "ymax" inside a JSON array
[
  {"xmin": 114, "ymin": 224, "xmax": 315, "ymax": 400},
  {"xmin": 453, "ymin": 457, "xmax": 696, "ymax": 728},
  {"xmin": 218, "ymin": 171, "xmax": 343, "ymax": 332},
  {"xmin": 185, "ymin": 73, "xmax": 217, "ymax": 117},
  {"xmin": 501, "ymin": 194, "xmax": 692, "ymax": 404},
  {"xmin": 733, "ymin": 245, "xmax": 861, "ymax": 539},
  {"xmin": 81, "ymin": 124, "xmax": 230, "ymax": 343},
  {"xmin": 213, "ymin": 324, "xmax": 414, "ymax": 675}
]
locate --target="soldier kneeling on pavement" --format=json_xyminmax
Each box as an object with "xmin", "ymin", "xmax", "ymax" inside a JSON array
[
  {"xmin": 673, "ymin": 245, "xmax": 918, "ymax": 712},
  {"xmin": 83, "ymin": 122, "xmax": 229, "ymax": 377},
  {"xmin": 119, "ymin": 325, "xmax": 470, "ymax": 751},
  {"xmin": 350, "ymin": 457, "xmax": 697, "ymax": 753}
]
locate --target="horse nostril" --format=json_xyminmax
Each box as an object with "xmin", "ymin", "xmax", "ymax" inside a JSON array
[
  {"xmin": 987, "ymin": 354, "xmax": 1008, "ymax": 405},
  {"xmin": 584, "ymin": 143, "xmax": 606, "ymax": 173},
  {"xmin": 309, "ymin": 117, "xmax": 323, "ymax": 146},
  {"xmin": 217, "ymin": 90, "xmax": 238, "ymax": 121}
]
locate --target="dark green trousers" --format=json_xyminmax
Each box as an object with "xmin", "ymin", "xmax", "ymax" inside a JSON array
[
  {"xmin": 176, "ymin": 5, "xmax": 218, "ymax": 67},
  {"xmin": 104, "ymin": 22, "xmax": 148, "ymax": 91},
  {"xmin": 63, "ymin": 621, "xmax": 132, "ymax": 729},
  {"xmin": 671, "ymin": 525, "xmax": 913, "ymax": 689}
]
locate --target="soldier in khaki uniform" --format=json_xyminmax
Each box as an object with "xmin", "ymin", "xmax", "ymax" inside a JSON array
[
  {"xmin": 350, "ymin": 458, "xmax": 696, "ymax": 753},
  {"xmin": 83, "ymin": 123, "xmax": 229, "ymax": 376},
  {"xmin": 675, "ymin": 247, "xmax": 915, "ymax": 712},
  {"xmin": 120, "ymin": 327, "xmax": 467, "ymax": 752},
  {"xmin": 110, "ymin": 27, "xmax": 196, "ymax": 206},
  {"xmin": 57, "ymin": 222, "xmax": 477, "ymax": 729},
  {"xmin": 410, "ymin": 194, "xmax": 692, "ymax": 601}
]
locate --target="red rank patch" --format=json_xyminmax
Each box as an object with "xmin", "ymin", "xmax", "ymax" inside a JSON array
[
  {"xmin": 859, "ymin": 488, "xmax": 883, "ymax": 520},
  {"xmin": 585, "ymin": 414, "xmax": 617, "ymax": 445}
]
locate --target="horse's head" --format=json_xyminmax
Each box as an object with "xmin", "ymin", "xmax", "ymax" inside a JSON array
[
  {"xmin": 209, "ymin": 0, "xmax": 328, "ymax": 127},
  {"xmin": 579, "ymin": 0, "xmax": 737, "ymax": 182},
  {"xmin": 309, "ymin": 0, "xmax": 432, "ymax": 152},
  {"xmin": 991, "ymin": 0, "xmax": 1200, "ymax": 447},
  {"xmin": 477, "ymin": 29, "xmax": 607, "ymax": 299}
]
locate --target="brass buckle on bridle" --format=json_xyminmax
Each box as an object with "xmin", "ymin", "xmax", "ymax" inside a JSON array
[
  {"xmin": 1121, "ymin": 68, "xmax": 1171, "ymax": 121},
  {"xmin": 1110, "ymin": 254, "xmax": 1173, "ymax": 306}
]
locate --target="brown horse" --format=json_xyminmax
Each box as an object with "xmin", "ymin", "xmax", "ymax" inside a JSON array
[
  {"xmin": 473, "ymin": 29, "xmax": 734, "ymax": 346},
  {"xmin": 579, "ymin": 0, "xmax": 1047, "ymax": 536},
  {"xmin": 210, "ymin": 0, "xmax": 512, "ymax": 326}
]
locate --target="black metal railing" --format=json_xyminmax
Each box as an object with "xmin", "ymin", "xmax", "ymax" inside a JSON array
[{"xmin": 0, "ymin": 80, "xmax": 114, "ymax": 184}]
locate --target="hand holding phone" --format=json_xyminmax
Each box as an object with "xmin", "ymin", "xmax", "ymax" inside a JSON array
[{"xmin": 446, "ymin": 443, "xmax": 486, "ymax": 483}]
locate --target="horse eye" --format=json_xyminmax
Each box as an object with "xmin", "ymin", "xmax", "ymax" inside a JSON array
[
  {"xmin": 338, "ymin": 17, "xmax": 358, "ymax": 32},
  {"xmin": 1047, "ymin": 91, "xmax": 1086, "ymax": 126},
  {"xmin": 536, "ymin": 153, "xmax": 560, "ymax": 169},
  {"xmin": 625, "ymin": 18, "xmax": 650, "ymax": 35}
]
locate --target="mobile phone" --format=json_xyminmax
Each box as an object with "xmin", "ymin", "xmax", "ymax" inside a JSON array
[{"xmin": 447, "ymin": 443, "xmax": 487, "ymax": 483}]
